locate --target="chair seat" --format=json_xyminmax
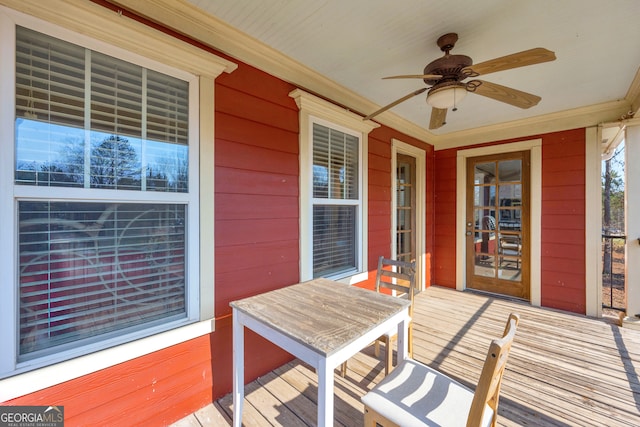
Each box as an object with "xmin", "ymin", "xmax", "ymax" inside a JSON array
[{"xmin": 362, "ymin": 359, "xmax": 494, "ymax": 427}]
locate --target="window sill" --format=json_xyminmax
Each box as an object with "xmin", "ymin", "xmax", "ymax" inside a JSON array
[{"xmin": 0, "ymin": 318, "xmax": 215, "ymax": 402}]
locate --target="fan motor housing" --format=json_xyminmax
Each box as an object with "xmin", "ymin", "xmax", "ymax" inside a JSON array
[{"xmin": 423, "ymin": 54, "xmax": 473, "ymax": 85}]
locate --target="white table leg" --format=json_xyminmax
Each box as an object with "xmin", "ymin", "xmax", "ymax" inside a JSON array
[
  {"xmin": 396, "ymin": 315, "xmax": 409, "ymax": 362},
  {"xmin": 232, "ymin": 308, "xmax": 244, "ymax": 427},
  {"xmin": 317, "ymin": 358, "xmax": 334, "ymax": 427}
]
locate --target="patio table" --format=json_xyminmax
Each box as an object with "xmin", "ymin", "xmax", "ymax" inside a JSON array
[{"xmin": 230, "ymin": 277, "xmax": 411, "ymax": 427}]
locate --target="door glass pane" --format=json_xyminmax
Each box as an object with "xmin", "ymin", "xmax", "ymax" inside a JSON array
[
  {"xmin": 474, "ymin": 238, "xmax": 496, "ymax": 277},
  {"xmin": 398, "ymin": 185, "xmax": 411, "ymax": 207},
  {"xmin": 397, "ymin": 231, "xmax": 411, "ymax": 258},
  {"xmin": 475, "ymin": 162, "xmax": 496, "ymax": 184},
  {"xmin": 498, "ymin": 159, "xmax": 521, "ymax": 182},
  {"xmin": 397, "ymin": 209, "xmax": 407, "ymax": 230},
  {"xmin": 498, "ymin": 232, "xmax": 522, "ymax": 281},
  {"xmin": 498, "ymin": 184, "xmax": 521, "ymax": 206},
  {"xmin": 498, "ymin": 184, "xmax": 521, "ymax": 229},
  {"xmin": 474, "ymin": 185, "xmax": 495, "ymax": 207},
  {"xmin": 397, "ymin": 161, "xmax": 410, "ymax": 183}
]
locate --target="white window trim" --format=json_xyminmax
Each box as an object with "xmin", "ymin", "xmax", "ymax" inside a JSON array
[
  {"xmin": 455, "ymin": 139, "xmax": 542, "ymax": 306},
  {"xmin": 392, "ymin": 139, "xmax": 426, "ymax": 292},
  {"xmin": 290, "ymin": 89, "xmax": 379, "ymax": 284},
  {"xmin": 0, "ymin": 5, "xmax": 235, "ymax": 400}
]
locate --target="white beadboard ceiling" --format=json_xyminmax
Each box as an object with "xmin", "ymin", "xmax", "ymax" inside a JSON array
[{"xmin": 183, "ymin": 0, "xmax": 640, "ymax": 139}]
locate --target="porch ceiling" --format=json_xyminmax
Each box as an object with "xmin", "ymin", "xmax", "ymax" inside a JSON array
[
  {"xmin": 194, "ymin": 1, "xmax": 640, "ymax": 143},
  {"xmin": 111, "ymin": 0, "xmax": 640, "ymax": 147}
]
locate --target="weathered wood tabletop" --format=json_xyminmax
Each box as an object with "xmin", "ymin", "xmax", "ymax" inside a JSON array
[{"xmin": 230, "ymin": 277, "xmax": 410, "ymax": 357}]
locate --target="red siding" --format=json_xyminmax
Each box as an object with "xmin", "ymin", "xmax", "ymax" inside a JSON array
[
  {"xmin": 6, "ymin": 335, "xmax": 214, "ymax": 425},
  {"xmin": 540, "ymin": 128, "xmax": 586, "ymax": 313},
  {"xmin": 433, "ymin": 148, "xmax": 458, "ymax": 288},
  {"xmin": 209, "ymin": 61, "xmax": 303, "ymax": 405}
]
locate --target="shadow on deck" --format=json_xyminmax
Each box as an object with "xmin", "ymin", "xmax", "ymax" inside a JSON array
[{"xmin": 173, "ymin": 285, "xmax": 640, "ymax": 426}]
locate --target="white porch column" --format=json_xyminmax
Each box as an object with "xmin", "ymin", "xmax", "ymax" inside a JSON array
[{"xmin": 624, "ymin": 125, "xmax": 640, "ymax": 328}]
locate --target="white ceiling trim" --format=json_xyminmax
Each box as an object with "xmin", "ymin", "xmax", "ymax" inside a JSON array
[
  {"xmin": 436, "ymin": 99, "xmax": 631, "ymax": 150},
  {"xmin": 626, "ymin": 66, "xmax": 640, "ymax": 116}
]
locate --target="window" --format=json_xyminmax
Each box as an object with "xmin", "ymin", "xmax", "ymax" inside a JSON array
[
  {"xmin": 8, "ymin": 25, "xmax": 198, "ymax": 369},
  {"xmin": 290, "ymin": 89, "xmax": 378, "ymax": 281},
  {"xmin": 312, "ymin": 123, "xmax": 359, "ymax": 277}
]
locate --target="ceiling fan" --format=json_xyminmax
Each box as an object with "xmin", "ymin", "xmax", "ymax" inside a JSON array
[{"xmin": 363, "ymin": 33, "xmax": 556, "ymax": 129}]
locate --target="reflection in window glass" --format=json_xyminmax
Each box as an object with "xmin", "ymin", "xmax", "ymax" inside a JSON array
[
  {"xmin": 15, "ymin": 26, "xmax": 188, "ymax": 192},
  {"xmin": 18, "ymin": 201, "xmax": 186, "ymax": 359},
  {"xmin": 313, "ymin": 205, "xmax": 356, "ymax": 277},
  {"xmin": 12, "ymin": 25, "xmax": 195, "ymax": 367}
]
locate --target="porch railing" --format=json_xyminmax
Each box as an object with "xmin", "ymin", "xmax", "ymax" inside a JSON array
[{"xmin": 602, "ymin": 234, "xmax": 626, "ymax": 311}]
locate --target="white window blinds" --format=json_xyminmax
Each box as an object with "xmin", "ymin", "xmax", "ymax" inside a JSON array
[
  {"xmin": 312, "ymin": 123, "xmax": 360, "ymax": 277},
  {"xmin": 19, "ymin": 202, "xmax": 186, "ymax": 359}
]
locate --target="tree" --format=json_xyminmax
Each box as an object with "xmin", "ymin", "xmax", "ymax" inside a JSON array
[
  {"xmin": 602, "ymin": 144, "xmax": 625, "ymax": 275},
  {"xmin": 602, "ymin": 144, "xmax": 625, "ymax": 233},
  {"xmin": 64, "ymin": 135, "xmax": 141, "ymax": 189},
  {"xmin": 90, "ymin": 135, "xmax": 141, "ymax": 189}
]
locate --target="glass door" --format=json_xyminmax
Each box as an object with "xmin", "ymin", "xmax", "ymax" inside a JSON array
[
  {"xmin": 466, "ymin": 151, "xmax": 530, "ymax": 299},
  {"xmin": 397, "ymin": 154, "xmax": 416, "ymax": 264}
]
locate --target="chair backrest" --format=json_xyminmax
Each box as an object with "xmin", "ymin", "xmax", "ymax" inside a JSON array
[
  {"xmin": 467, "ymin": 313, "xmax": 520, "ymax": 427},
  {"xmin": 375, "ymin": 256, "xmax": 416, "ymax": 314},
  {"xmin": 482, "ymin": 215, "xmax": 496, "ymax": 231}
]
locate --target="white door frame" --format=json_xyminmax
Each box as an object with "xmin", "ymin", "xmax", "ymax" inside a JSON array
[{"xmin": 392, "ymin": 139, "xmax": 426, "ymax": 291}]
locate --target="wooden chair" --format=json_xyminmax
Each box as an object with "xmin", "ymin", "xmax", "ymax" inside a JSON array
[
  {"xmin": 373, "ymin": 256, "xmax": 417, "ymax": 376},
  {"xmin": 340, "ymin": 256, "xmax": 416, "ymax": 377},
  {"xmin": 361, "ymin": 313, "xmax": 520, "ymax": 427}
]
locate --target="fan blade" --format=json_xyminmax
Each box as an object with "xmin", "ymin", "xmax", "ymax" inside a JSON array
[
  {"xmin": 465, "ymin": 48, "xmax": 556, "ymax": 76},
  {"xmin": 473, "ymin": 80, "xmax": 541, "ymax": 109},
  {"xmin": 383, "ymin": 74, "xmax": 442, "ymax": 80},
  {"xmin": 364, "ymin": 88, "xmax": 428, "ymax": 120},
  {"xmin": 429, "ymin": 107, "xmax": 447, "ymax": 129}
]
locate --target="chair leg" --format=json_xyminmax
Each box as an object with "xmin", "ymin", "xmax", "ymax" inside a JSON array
[
  {"xmin": 384, "ymin": 336, "xmax": 393, "ymax": 376},
  {"xmin": 340, "ymin": 361, "xmax": 347, "ymax": 377},
  {"xmin": 374, "ymin": 339, "xmax": 381, "ymax": 357},
  {"xmin": 364, "ymin": 405, "xmax": 401, "ymax": 427},
  {"xmin": 408, "ymin": 323, "xmax": 413, "ymax": 359}
]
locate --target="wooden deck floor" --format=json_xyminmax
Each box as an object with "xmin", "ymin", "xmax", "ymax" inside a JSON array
[{"xmin": 172, "ymin": 286, "xmax": 640, "ymax": 426}]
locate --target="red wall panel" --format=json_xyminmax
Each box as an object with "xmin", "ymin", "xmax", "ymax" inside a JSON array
[
  {"xmin": 433, "ymin": 148, "xmax": 457, "ymax": 288},
  {"xmin": 6, "ymin": 336, "xmax": 214, "ymax": 426},
  {"xmin": 540, "ymin": 128, "xmax": 586, "ymax": 312}
]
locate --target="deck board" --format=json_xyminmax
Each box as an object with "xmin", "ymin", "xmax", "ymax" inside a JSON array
[{"xmin": 173, "ymin": 286, "xmax": 640, "ymax": 426}]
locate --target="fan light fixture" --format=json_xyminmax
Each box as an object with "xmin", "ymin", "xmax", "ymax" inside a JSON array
[{"xmin": 426, "ymin": 83, "xmax": 467, "ymax": 109}]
